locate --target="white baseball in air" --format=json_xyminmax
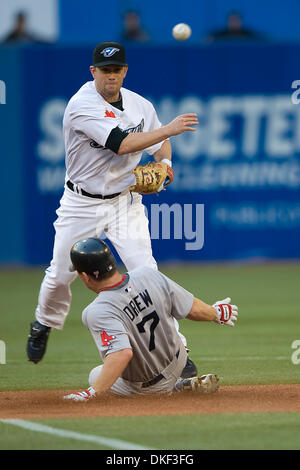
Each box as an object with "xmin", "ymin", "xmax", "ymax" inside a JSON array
[{"xmin": 172, "ymin": 23, "xmax": 192, "ymax": 41}]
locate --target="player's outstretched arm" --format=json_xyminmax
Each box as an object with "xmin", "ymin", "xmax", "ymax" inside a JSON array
[
  {"xmin": 91, "ymin": 348, "xmax": 133, "ymax": 394},
  {"xmin": 63, "ymin": 348, "xmax": 133, "ymax": 402},
  {"xmin": 118, "ymin": 113, "xmax": 198, "ymax": 155},
  {"xmin": 186, "ymin": 297, "xmax": 218, "ymax": 322},
  {"xmin": 186, "ymin": 297, "xmax": 238, "ymax": 327}
]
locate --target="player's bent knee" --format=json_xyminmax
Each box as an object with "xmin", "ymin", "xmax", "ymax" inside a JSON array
[{"xmin": 89, "ymin": 365, "xmax": 103, "ymax": 386}]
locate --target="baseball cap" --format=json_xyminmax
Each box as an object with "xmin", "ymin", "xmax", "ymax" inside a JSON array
[{"xmin": 93, "ymin": 41, "xmax": 127, "ymax": 67}]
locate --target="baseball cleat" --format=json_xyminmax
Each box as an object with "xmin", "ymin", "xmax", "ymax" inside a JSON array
[
  {"xmin": 180, "ymin": 357, "xmax": 198, "ymax": 379},
  {"xmin": 180, "ymin": 374, "xmax": 219, "ymax": 393},
  {"xmin": 27, "ymin": 320, "xmax": 51, "ymax": 364}
]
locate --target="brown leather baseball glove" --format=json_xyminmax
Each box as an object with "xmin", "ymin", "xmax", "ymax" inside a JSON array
[{"xmin": 129, "ymin": 161, "xmax": 174, "ymax": 195}]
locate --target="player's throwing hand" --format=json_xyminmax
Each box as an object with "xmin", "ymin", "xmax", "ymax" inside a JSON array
[
  {"xmin": 166, "ymin": 113, "xmax": 199, "ymax": 135},
  {"xmin": 213, "ymin": 297, "xmax": 239, "ymax": 327}
]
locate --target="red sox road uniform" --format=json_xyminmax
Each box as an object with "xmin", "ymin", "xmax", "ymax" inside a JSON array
[
  {"xmin": 84, "ymin": 266, "xmax": 193, "ymax": 396},
  {"xmin": 35, "ymin": 80, "xmax": 187, "ymax": 347}
]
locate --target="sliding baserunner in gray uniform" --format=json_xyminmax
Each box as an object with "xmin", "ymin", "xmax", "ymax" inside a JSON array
[{"xmin": 64, "ymin": 238, "xmax": 238, "ymax": 402}]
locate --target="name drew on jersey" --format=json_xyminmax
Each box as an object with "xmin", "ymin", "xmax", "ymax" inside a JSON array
[
  {"xmin": 123, "ymin": 288, "xmax": 153, "ymax": 322},
  {"xmin": 99, "ymin": 289, "xmax": 155, "ymax": 351},
  {"xmin": 123, "ymin": 289, "xmax": 160, "ymax": 352},
  {"xmin": 89, "ymin": 118, "xmax": 145, "ymax": 149}
]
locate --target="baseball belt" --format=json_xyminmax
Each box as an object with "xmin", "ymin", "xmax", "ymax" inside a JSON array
[
  {"xmin": 141, "ymin": 349, "xmax": 180, "ymax": 388},
  {"xmin": 67, "ymin": 180, "xmax": 121, "ymax": 200}
]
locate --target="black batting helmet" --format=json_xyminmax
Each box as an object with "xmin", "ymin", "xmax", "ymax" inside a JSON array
[{"xmin": 70, "ymin": 238, "xmax": 116, "ymax": 279}]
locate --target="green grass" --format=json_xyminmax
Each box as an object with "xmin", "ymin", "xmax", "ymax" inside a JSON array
[
  {"xmin": 0, "ymin": 263, "xmax": 299, "ymax": 450},
  {"xmin": 1, "ymin": 413, "xmax": 300, "ymax": 450}
]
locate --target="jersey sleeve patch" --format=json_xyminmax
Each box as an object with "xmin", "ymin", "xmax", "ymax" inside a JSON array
[{"xmin": 100, "ymin": 329, "xmax": 116, "ymax": 347}]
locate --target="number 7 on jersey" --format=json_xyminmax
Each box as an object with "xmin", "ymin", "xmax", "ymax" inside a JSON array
[{"xmin": 136, "ymin": 310, "xmax": 160, "ymax": 351}]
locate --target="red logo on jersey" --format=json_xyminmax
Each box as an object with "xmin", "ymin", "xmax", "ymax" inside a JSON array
[
  {"xmin": 100, "ymin": 330, "xmax": 116, "ymax": 347},
  {"xmin": 105, "ymin": 110, "xmax": 116, "ymax": 118}
]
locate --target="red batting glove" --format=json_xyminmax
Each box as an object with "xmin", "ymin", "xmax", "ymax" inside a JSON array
[
  {"xmin": 63, "ymin": 387, "xmax": 97, "ymax": 402},
  {"xmin": 213, "ymin": 297, "xmax": 238, "ymax": 327}
]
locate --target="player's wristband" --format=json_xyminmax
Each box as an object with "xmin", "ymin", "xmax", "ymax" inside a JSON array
[{"xmin": 161, "ymin": 158, "xmax": 172, "ymax": 167}]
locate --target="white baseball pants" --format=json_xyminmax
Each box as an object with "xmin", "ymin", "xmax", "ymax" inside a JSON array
[{"xmin": 35, "ymin": 186, "xmax": 187, "ymax": 345}]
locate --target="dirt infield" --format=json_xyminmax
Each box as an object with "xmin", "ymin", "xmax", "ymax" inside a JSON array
[{"xmin": 0, "ymin": 384, "xmax": 299, "ymax": 419}]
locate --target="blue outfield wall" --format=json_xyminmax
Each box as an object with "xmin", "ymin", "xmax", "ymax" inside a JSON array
[
  {"xmin": 0, "ymin": 48, "xmax": 23, "ymax": 263},
  {"xmin": 0, "ymin": 42, "xmax": 300, "ymax": 264}
]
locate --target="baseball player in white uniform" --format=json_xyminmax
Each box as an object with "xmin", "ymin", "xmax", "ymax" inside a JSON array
[
  {"xmin": 63, "ymin": 238, "xmax": 238, "ymax": 401},
  {"xmin": 26, "ymin": 41, "xmax": 199, "ymax": 378}
]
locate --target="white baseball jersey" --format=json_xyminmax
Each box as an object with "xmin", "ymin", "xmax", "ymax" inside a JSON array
[
  {"xmin": 82, "ymin": 266, "xmax": 193, "ymax": 384},
  {"xmin": 63, "ymin": 81, "xmax": 164, "ymax": 195}
]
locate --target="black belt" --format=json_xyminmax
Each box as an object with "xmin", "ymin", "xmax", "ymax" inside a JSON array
[
  {"xmin": 67, "ymin": 180, "xmax": 121, "ymax": 200},
  {"xmin": 141, "ymin": 349, "xmax": 180, "ymax": 389}
]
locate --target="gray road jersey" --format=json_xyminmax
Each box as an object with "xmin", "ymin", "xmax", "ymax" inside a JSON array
[{"xmin": 82, "ymin": 266, "xmax": 194, "ymax": 383}]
